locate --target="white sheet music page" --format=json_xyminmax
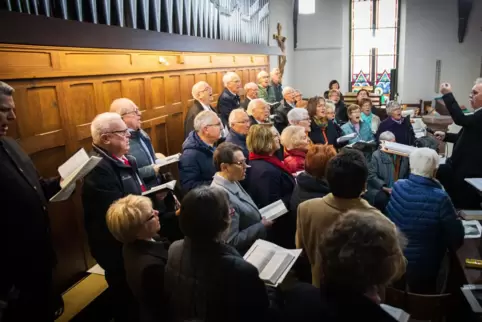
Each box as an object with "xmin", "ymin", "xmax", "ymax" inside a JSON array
[
  {"xmin": 155, "ymin": 153, "xmax": 181, "ymax": 167},
  {"xmin": 58, "ymin": 148, "xmax": 90, "ymax": 181},
  {"xmin": 383, "ymin": 141, "xmax": 417, "ymax": 155},
  {"xmin": 465, "ymin": 178, "xmax": 482, "ymax": 192},
  {"xmin": 259, "ymin": 200, "xmax": 288, "ymax": 221},
  {"xmin": 243, "ymin": 239, "xmax": 302, "ymax": 286},
  {"xmin": 142, "ymin": 180, "xmax": 176, "ymax": 196}
]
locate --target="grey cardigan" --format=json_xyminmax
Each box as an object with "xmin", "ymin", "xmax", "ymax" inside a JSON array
[
  {"xmin": 211, "ymin": 174, "xmax": 267, "ymax": 253},
  {"xmin": 366, "ymin": 149, "xmax": 409, "ymax": 204}
]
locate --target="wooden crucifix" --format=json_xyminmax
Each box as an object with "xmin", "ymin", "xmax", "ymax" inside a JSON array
[{"xmin": 273, "ymin": 23, "xmax": 287, "ymax": 82}]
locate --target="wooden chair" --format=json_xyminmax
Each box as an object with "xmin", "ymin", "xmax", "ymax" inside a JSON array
[
  {"xmin": 343, "ymin": 92, "xmax": 382, "ymax": 109},
  {"xmin": 385, "ymin": 287, "xmax": 453, "ymax": 322}
]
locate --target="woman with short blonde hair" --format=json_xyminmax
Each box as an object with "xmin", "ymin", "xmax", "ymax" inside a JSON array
[
  {"xmin": 106, "ymin": 194, "xmax": 169, "ymax": 322},
  {"xmin": 245, "ymin": 125, "xmax": 296, "ymax": 247}
]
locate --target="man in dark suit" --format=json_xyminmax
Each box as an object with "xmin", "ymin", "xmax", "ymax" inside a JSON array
[
  {"xmin": 0, "ymin": 81, "xmax": 63, "ymax": 322},
  {"xmin": 435, "ymin": 81, "xmax": 482, "ymax": 209},
  {"xmin": 217, "ymin": 72, "xmax": 241, "ymax": 127},
  {"xmin": 184, "ymin": 81, "xmax": 227, "ymax": 140},
  {"xmin": 82, "ymin": 112, "xmax": 148, "ymax": 322},
  {"xmin": 240, "ymin": 82, "xmax": 258, "ymax": 110},
  {"xmin": 274, "ymin": 86, "xmax": 296, "ymax": 134}
]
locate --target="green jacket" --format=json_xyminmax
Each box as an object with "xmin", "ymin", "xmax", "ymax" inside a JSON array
[{"xmin": 258, "ymin": 84, "xmax": 277, "ymax": 103}]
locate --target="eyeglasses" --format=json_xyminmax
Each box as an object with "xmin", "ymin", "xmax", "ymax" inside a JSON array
[
  {"xmin": 105, "ymin": 128, "xmax": 130, "ymax": 137},
  {"xmin": 207, "ymin": 123, "xmax": 222, "ymax": 128},
  {"xmin": 229, "ymin": 159, "xmax": 250, "ymax": 167},
  {"xmin": 121, "ymin": 109, "xmax": 141, "ymax": 116},
  {"xmin": 234, "ymin": 119, "xmax": 250, "ymax": 124}
]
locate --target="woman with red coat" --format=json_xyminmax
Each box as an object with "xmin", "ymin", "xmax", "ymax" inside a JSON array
[{"xmin": 280, "ymin": 125, "xmax": 310, "ymax": 174}]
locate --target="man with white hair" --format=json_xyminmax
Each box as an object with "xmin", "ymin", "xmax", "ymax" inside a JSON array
[
  {"xmin": 386, "ymin": 147, "xmax": 463, "ymax": 293},
  {"xmin": 179, "ymin": 110, "xmax": 221, "ymax": 192},
  {"xmin": 184, "ymin": 81, "xmax": 226, "ymax": 139},
  {"xmin": 110, "ymin": 98, "xmax": 162, "ymax": 188},
  {"xmin": 268, "ymin": 68, "xmax": 283, "ymax": 102},
  {"xmin": 274, "ymin": 86, "xmax": 296, "ymax": 133},
  {"xmin": 240, "ymin": 82, "xmax": 258, "ymax": 110},
  {"xmin": 435, "ymin": 80, "xmax": 482, "ymax": 209},
  {"xmin": 246, "ymin": 98, "xmax": 270, "ymax": 125},
  {"xmin": 287, "ymin": 107, "xmax": 311, "ymax": 133},
  {"xmin": 225, "ymin": 109, "xmax": 251, "ymax": 158},
  {"xmin": 217, "ymin": 72, "xmax": 241, "ymax": 127},
  {"xmin": 82, "ymin": 112, "xmax": 145, "ymax": 321},
  {"xmin": 110, "ymin": 98, "xmax": 182, "ymax": 242},
  {"xmin": 0, "ymin": 81, "xmax": 63, "ymax": 321}
]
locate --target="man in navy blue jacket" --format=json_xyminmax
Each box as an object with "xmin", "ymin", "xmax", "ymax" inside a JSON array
[
  {"xmin": 217, "ymin": 72, "xmax": 241, "ymax": 127},
  {"xmin": 179, "ymin": 110, "xmax": 221, "ymax": 192},
  {"xmin": 225, "ymin": 109, "xmax": 250, "ymax": 158}
]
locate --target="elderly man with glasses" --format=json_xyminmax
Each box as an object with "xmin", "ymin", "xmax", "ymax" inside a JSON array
[
  {"xmin": 110, "ymin": 98, "xmax": 183, "ymax": 243},
  {"xmin": 82, "ymin": 112, "xmax": 146, "ymax": 322},
  {"xmin": 179, "ymin": 110, "xmax": 222, "ymax": 192},
  {"xmin": 184, "ymin": 81, "xmax": 227, "ymax": 139}
]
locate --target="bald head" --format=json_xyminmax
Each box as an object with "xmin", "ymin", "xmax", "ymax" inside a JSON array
[
  {"xmin": 192, "ymin": 81, "xmax": 212, "ymax": 105},
  {"xmin": 91, "ymin": 112, "xmax": 130, "ymax": 157},
  {"xmin": 110, "ymin": 98, "xmax": 141, "ymax": 130},
  {"xmin": 244, "ymin": 82, "xmax": 259, "ymax": 100},
  {"xmin": 257, "ymin": 71, "xmax": 269, "ymax": 88}
]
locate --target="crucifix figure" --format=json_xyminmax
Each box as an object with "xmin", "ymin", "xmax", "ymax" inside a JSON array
[{"xmin": 273, "ymin": 23, "xmax": 287, "ymax": 82}]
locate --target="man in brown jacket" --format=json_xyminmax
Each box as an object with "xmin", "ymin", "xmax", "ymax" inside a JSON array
[{"xmin": 296, "ymin": 149, "xmax": 382, "ymax": 287}]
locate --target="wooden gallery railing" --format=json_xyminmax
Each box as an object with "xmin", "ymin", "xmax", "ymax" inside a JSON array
[{"xmin": 0, "ymin": 43, "xmax": 269, "ymax": 291}]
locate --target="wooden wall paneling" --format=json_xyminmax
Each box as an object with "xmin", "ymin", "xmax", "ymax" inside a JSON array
[{"xmin": 2, "ymin": 43, "xmax": 269, "ymax": 292}]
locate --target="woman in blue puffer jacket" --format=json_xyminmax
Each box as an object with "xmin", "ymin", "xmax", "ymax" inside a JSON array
[{"xmin": 386, "ymin": 148, "xmax": 464, "ymax": 294}]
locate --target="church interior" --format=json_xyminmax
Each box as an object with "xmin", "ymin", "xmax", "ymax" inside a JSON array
[{"xmin": 1, "ymin": 0, "xmax": 482, "ymax": 321}]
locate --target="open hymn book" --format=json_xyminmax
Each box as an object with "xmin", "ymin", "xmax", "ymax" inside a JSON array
[
  {"xmin": 142, "ymin": 180, "xmax": 176, "ymax": 196},
  {"xmin": 381, "ymin": 141, "xmax": 417, "ymax": 156},
  {"xmin": 155, "ymin": 153, "xmax": 181, "ymax": 167},
  {"xmin": 243, "ymin": 239, "xmax": 301, "ymax": 287},
  {"xmin": 380, "ymin": 304, "xmax": 410, "ymax": 322},
  {"xmin": 259, "ymin": 200, "xmax": 288, "ymax": 221},
  {"xmin": 50, "ymin": 149, "xmax": 102, "ymax": 202}
]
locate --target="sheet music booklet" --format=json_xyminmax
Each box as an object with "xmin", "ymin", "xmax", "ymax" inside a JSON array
[
  {"xmin": 259, "ymin": 199, "xmax": 288, "ymax": 221},
  {"xmin": 382, "ymin": 141, "xmax": 417, "ymax": 156},
  {"xmin": 462, "ymin": 220, "xmax": 482, "ymax": 239},
  {"xmin": 336, "ymin": 132, "xmax": 357, "ymax": 143},
  {"xmin": 243, "ymin": 239, "xmax": 302, "ymax": 287},
  {"xmin": 465, "ymin": 178, "xmax": 482, "ymax": 192},
  {"xmin": 346, "ymin": 140, "xmax": 377, "ymax": 152},
  {"xmin": 50, "ymin": 149, "xmax": 102, "ymax": 202},
  {"xmin": 155, "ymin": 153, "xmax": 181, "ymax": 167},
  {"xmin": 380, "ymin": 304, "xmax": 410, "ymax": 322},
  {"xmin": 142, "ymin": 180, "xmax": 176, "ymax": 196}
]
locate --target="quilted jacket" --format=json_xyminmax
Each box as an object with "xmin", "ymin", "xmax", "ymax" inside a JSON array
[{"xmin": 386, "ymin": 174, "xmax": 464, "ymax": 280}]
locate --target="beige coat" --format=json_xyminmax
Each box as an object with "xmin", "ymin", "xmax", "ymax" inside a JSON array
[{"xmin": 295, "ymin": 193, "xmax": 380, "ymax": 287}]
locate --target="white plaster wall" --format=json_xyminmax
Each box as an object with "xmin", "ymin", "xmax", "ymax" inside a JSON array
[{"xmin": 269, "ymin": 0, "xmax": 295, "ymax": 86}]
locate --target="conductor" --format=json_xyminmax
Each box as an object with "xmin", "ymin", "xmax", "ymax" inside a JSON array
[{"xmin": 435, "ymin": 80, "xmax": 482, "ymax": 209}]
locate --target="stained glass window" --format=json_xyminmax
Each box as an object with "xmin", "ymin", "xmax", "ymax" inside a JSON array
[{"xmin": 351, "ymin": 0, "xmax": 399, "ymax": 102}]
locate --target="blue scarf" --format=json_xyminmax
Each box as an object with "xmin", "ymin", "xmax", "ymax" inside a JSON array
[{"xmin": 361, "ymin": 112, "xmax": 373, "ymax": 125}]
